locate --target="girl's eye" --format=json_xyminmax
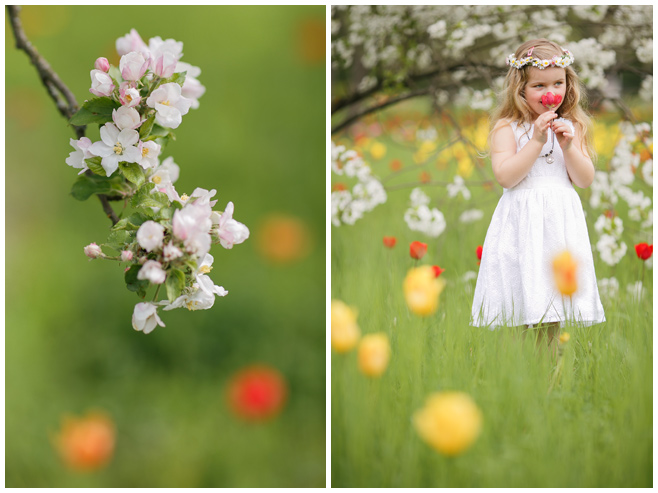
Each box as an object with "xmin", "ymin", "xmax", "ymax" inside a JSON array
[{"xmin": 555, "ymin": 82, "xmax": 563, "ymax": 86}]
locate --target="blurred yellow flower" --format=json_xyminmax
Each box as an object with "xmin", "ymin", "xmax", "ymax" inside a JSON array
[
  {"xmin": 370, "ymin": 141, "xmax": 387, "ymax": 160},
  {"xmin": 553, "ymin": 251, "xmax": 577, "ymax": 296},
  {"xmin": 403, "ymin": 265, "xmax": 446, "ymax": 316},
  {"xmin": 413, "ymin": 140, "xmax": 437, "ymax": 163},
  {"xmin": 559, "ymin": 332, "xmax": 571, "ymax": 344},
  {"xmin": 358, "ymin": 333, "xmax": 391, "ymax": 377},
  {"xmin": 453, "ymin": 142, "xmax": 474, "ymax": 178},
  {"xmin": 331, "ymin": 300, "xmax": 360, "ymax": 352},
  {"xmin": 413, "ymin": 391, "xmax": 483, "ymax": 456}
]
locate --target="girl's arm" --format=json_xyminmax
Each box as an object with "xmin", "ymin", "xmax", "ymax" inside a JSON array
[
  {"xmin": 491, "ymin": 112, "xmax": 556, "ymax": 189},
  {"xmin": 552, "ymin": 120, "xmax": 595, "ymax": 188}
]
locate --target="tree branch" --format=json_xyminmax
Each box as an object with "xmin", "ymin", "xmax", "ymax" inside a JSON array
[
  {"xmin": 331, "ymin": 88, "xmax": 430, "ymax": 135},
  {"xmin": 7, "ymin": 5, "xmax": 119, "ymax": 225}
]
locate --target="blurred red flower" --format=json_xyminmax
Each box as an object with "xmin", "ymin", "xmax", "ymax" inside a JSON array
[
  {"xmin": 476, "ymin": 245, "xmax": 483, "ymax": 264},
  {"xmin": 383, "ymin": 236, "xmax": 397, "ymax": 248},
  {"xmin": 432, "ymin": 265, "xmax": 445, "ymax": 277},
  {"xmin": 410, "ymin": 241, "xmax": 428, "ymax": 260},
  {"xmin": 420, "ymin": 171, "xmax": 431, "ymax": 183},
  {"xmin": 635, "ymin": 243, "xmax": 653, "ymax": 260},
  {"xmin": 54, "ymin": 411, "xmax": 115, "ymax": 471},
  {"xmin": 332, "ymin": 182, "xmax": 347, "ymax": 192},
  {"xmin": 227, "ymin": 365, "xmax": 288, "ymax": 422}
]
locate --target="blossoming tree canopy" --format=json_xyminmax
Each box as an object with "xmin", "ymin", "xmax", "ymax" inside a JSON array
[{"xmin": 68, "ymin": 28, "xmax": 248, "ymax": 333}]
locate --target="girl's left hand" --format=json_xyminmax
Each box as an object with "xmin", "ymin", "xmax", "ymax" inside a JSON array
[{"xmin": 552, "ymin": 120, "xmax": 574, "ymax": 151}]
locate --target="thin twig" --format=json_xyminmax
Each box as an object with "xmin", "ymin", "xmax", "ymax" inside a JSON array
[
  {"xmin": 332, "ymin": 88, "xmax": 429, "ymax": 135},
  {"xmin": 7, "ymin": 5, "xmax": 119, "ymax": 225}
]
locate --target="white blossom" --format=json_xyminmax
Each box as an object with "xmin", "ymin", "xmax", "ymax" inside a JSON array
[
  {"xmin": 132, "ymin": 302, "xmax": 165, "ymax": 334},
  {"xmin": 409, "ymin": 187, "xmax": 430, "ymax": 207},
  {"xmin": 459, "ymin": 209, "xmax": 484, "ymax": 223},
  {"xmin": 137, "ymin": 260, "xmax": 167, "ymax": 284},
  {"xmin": 596, "ymin": 234, "xmax": 627, "ymax": 266},
  {"xmin": 597, "ymin": 277, "xmax": 619, "ymax": 300},
  {"xmin": 404, "ymin": 204, "xmax": 446, "ymax": 238},
  {"xmin": 136, "ymin": 220, "xmax": 165, "ymax": 252},
  {"xmin": 447, "ymin": 175, "xmax": 471, "ymax": 200}
]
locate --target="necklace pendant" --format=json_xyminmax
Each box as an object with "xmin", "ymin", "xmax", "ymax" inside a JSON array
[{"xmin": 546, "ymin": 155, "xmax": 555, "ymax": 164}]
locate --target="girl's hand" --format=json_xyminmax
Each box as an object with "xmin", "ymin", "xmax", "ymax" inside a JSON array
[
  {"xmin": 552, "ymin": 119, "xmax": 574, "ymax": 151},
  {"xmin": 532, "ymin": 111, "xmax": 557, "ymax": 145}
]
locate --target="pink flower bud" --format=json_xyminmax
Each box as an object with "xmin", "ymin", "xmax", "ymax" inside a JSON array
[
  {"xmin": 94, "ymin": 57, "xmax": 110, "ymax": 72},
  {"xmin": 121, "ymin": 250, "xmax": 134, "ymax": 262},
  {"xmin": 84, "ymin": 243, "xmax": 103, "ymax": 259}
]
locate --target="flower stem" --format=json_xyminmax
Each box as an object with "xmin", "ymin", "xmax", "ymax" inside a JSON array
[{"xmin": 153, "ymin": 284, "xmax": 162, "ymax": 302}]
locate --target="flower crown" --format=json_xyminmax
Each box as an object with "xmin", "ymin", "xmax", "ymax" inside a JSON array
[{"xmin": 506, "ymin": 46, "xmax": 575, "ymax": 70}]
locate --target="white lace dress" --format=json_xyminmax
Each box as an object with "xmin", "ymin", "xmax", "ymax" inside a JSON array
[{"xmin": 471, "ymin": 119, "xmax": 606, "ymax": 329}]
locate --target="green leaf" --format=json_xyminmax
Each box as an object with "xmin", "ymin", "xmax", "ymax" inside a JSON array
[
  {"xmin": 161, "ymin": 71, "xmax": 187, "ymax": 87},
  {"xmin": 85, "ymin": 157, "xmax": 107, "ymax": 177},
  {"xmin": 139, "ymin": 114, "xmax": 156, "ymax": 140},
  {"xmin": 112, "ymin": 212, "xmax": 149, "ymax": 231},
  {"xmin": 125, "ymin": 264, "xmax": 149, "ymax": 298},
  {"xmin": 70, "ymin": 174, "xmax": 111, "ymax": 201},
  {"xmin": 165, "ymin": 268, "xmax": 185, "ymax": 303},
  {"xmin": 131, "ymin": 182, "xmax": 170, "ymax": 210},
  {"xmin": 69, "ymin": 98, "xmax": 120, "ymax": 126},
  {"xmin": 105, "ymin": 229, "xmax": 134, "ymax": 252},
  {"xmin": 119, "ymin": 162, "xmax": 145, "ymax": 186}
]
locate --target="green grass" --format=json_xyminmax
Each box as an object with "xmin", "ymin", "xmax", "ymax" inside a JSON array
[{"xmin": 331, "ymin": 170, "xmax": 653, "ymax": 488}]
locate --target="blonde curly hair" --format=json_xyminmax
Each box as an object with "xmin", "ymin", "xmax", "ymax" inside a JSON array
[{"xmin": 490, "ymin": 38, "xmax": 596, "ymax": 161}]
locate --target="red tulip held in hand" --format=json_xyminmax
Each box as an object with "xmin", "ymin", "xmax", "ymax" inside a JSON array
[
  {"xmin": 432, "ymin": 265, "xmax": 445, "ymax": 277},
  {"xmin": 383, "ymin": 236, "xmax": 397, "ymax": 248},
  {"xmin": 635, "ymin": 243, "xmax": 653, "ymax": 260},
  {"xmin": 476, "ymin": 245, "xmax": 483, "ymax": 261},
  {"xmin": 541, "ymin": 92, "xmax": 562, "ymax": 109},
  {"xmin": 410, "ymin": 241, "xmax": 428, "ymax": 260}
]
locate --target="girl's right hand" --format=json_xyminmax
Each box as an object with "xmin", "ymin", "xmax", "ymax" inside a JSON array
[{"xmin": 532, "ymin": 111, "xmax": 557, "ymax": 144}]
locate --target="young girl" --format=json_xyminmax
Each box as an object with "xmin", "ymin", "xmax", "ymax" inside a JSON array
[{"xmin": 470, "ymin": 39, "xmax": 605, "ymax": 347}]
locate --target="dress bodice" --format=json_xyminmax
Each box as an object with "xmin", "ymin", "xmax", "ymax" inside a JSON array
[{"xmin": 510, "ymin": 119, "xmax": 574, "ymax": 181}]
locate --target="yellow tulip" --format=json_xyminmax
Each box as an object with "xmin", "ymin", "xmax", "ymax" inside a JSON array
[
  {"xmin": 370, "ymin": 141, "xmax": 386, "ymax": 160},
  {"xmin": 358, "ymin": 333, "xmax": 391, "ymax": 377},
  {"xmin": 403, "ymin": 266, "xmax": 446, "ymax": 316},
  {"xmin": 559, "ymin": 332, "xmax": 570, "ymax": 344},
  {"xmin": 331, "ymin": 300, "xmax": 360, "ymax": 352},
  {"xmin": 413, "ymin": 391, "xmax": 483, "ymax": 456},
  {"xmin": 553, "ymin": 251, "xmax": 578, "ymax": 296}
]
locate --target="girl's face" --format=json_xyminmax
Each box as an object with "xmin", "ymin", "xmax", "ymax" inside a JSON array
[{"xmin": 523, "ymin": 66, "xmax": 567, "ymax": 118}]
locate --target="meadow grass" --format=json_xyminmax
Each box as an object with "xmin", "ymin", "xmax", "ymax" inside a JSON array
[{"xmin": 331, "ymin": 184, "xmax": 653, "ymax": 487}]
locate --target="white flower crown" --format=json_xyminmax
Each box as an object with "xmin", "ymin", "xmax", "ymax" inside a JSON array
[{"xmin": 506, "ymin": 47, "xmax": 575, "ymax": 70}]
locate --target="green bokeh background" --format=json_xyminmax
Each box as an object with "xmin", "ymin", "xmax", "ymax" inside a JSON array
[{"xmin": 6, "ymin": 5, "xmax": 326, "ymax": 487}]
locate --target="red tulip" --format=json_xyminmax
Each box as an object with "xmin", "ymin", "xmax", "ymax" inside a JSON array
[
  {"xmin": 226, "ymin": 365, "xmax": 288, "ymax": 422},
  {"xmin": 635, "ymin": 243, "xmax": 653, "ymax": 260},
  {"xmin": 432, "ymin": 265, "xmax": 445, "ymax": 277},
  {"xmin": 410, "ymin": 241, "xmax": 428, "ymax": 260},
  {"xmin": 541, "ymin": 92, "xmax": 562, "ymax": 109},
  {"xmin": 383, "ymin": 236, "xmax": 397, "ymax": 248},
  {"xmin": 476, "ymin": 245, "xmax": 483, "ymax": 261}
]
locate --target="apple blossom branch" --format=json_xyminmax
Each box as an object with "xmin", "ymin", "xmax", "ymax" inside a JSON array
[{"xmin": 7, "ymin": 5, "xmax": 119, "ymax": 225}]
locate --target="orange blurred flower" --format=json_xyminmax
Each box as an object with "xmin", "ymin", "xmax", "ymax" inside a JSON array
[
  {"xmin": 332, "ymin": 182, "xmax": 347, "ymax": 192},
  {"xmin": 389, "ymin": 159, "xmax": 403, "ymax": 171},
  {"xmin": 383, "ymin": 236, "xmax": 397, "ymax": 248},
  {"xmin": 226, "ymin": 365, "xmax": 288, "ymax": 421},
  {"xmin": 54, "ymin": 411, "xmax": 115, "ymax": 471},
  {"xmin": 358, "ymin": 333, "xmax": 391, "ymax": 377},
  {"xmin": 432, "ymin": 265, "xmax": 445, "ymax": 277},
  {"xmin": 419, "ymin": 171, "xmax": 431, "ymax": 183},
  {"xmin": 413, "ymin": 391, "xmax": 483, "ymax": 456},
  {"xmin": 256, "ymin": 214, "xmax": 312, "ymax": 263},
  {"xmin": 331, "ymin": 299, "xmax": 360, "ymax": 352},
  {"xmin": 553, "ymin": 251, "xmax": 577, "ymax": 296},
  {"xmin": 297, "ymin": 18, "xmax": 325, "ymax": 63}
]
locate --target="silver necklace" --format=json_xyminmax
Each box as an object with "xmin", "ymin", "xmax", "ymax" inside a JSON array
[{"xmin": 540, "ymin": 124, "xmax": 556, "ymax": 164}]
